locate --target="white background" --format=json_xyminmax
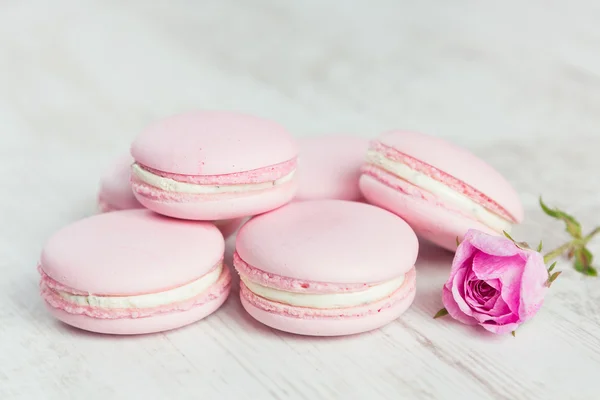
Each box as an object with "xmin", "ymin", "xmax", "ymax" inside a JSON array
[{"xmin": 1, "ymin": 1, "xmax": 600, "ymax": 399}]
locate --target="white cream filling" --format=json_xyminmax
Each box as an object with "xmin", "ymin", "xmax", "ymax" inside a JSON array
[
  {"xmin": 241, "ymin": 275, "xmax": 405, "ymax": 309},
  {"xmin": 56, "ymin": 265, "xmax": 223, "ymax": 309},
  {"xmin": 132, "ymin": 163, "xmax": 295, "ymax": 194},
  {"xmin": 366, "ymin": 150, "xmax": 512, "ymax": 232}
]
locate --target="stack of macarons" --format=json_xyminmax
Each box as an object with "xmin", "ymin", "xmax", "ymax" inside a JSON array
[{"xmin": 38, "ymin": 110, "xmax": 522, "ymax": 336}]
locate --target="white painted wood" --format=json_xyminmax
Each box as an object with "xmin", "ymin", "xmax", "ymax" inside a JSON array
[{"xmin": 1, "ymin": 1, "xmax": 599, "ymax": 399}]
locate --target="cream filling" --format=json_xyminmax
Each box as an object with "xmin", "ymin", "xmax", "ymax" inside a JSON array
[
  {"xmin": 241, "ymin": 275, "xmax": 405, "ymax": 309},
  {"xmin": 132, "ymin": 163, "xmax": 295, "ymax": 194},
  {"xmin": 55, "ymin": 264, "xmax": 223, "ymax": 309},
  {"xmin": 366, "ymin": 150, "xmax": 512, "ymax": 232}
]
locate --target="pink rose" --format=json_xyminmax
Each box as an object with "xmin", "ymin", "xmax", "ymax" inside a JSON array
[{"xmin": 442, "ymin": 230, "xmax": 549, "ymax": 334}]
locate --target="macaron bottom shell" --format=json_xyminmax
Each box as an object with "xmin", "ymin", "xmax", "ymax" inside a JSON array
[
  {"xmin": 43, "ymin": 267, "xmax": 232, "ymax": 335},
  {"xmin": 132, "ymin": 180, "xmax": 298, "ymax": 221},
  {"xmin": 240, "ymin": 268, "xmax": 416, "ymax": 337},
  {"xmin": 360, "ymin": 174, "xmax": 498, "ymax": 251},
  {"xmin": 46, "ymin": 290, "xmax": 229, "ymax": 335}
]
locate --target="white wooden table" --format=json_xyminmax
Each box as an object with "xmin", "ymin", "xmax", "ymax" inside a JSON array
[{"xmin": 2, "ymin": 1, "xmax": 600, "ymax": 399}]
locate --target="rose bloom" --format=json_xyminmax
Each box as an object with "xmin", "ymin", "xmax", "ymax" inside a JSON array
[{"xmin": 442, "ymin": 230, "xmax": 549, "ymax": 334}]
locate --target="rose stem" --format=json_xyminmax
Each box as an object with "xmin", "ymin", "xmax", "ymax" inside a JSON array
[
  {"xmin": 543, "ymin": 242, "xmax": 573, "ymax": 264},
  {"xmin": 583, "ymin": 227, "xmax": 600, "ymax": 244}
]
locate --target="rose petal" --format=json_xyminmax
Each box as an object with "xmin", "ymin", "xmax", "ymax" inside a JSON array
[
  {"xmin": 466, "ymin": 294, "xmax": 489, "ymax": 313},
  {"xmin": 467, "ymin": 273, "xmax": 495, "ymax": 300},
  {"xmin": 489, "ymin": 312, "xmax": 520, "ymax": 326},
  {"xmin": 447, "ymin": 239, "xmax": 479, "ymax": 286},
  {"xmin": 483, "ymin": 291, "xmax": 501, "ymax": 309},
  {"xmin": 442, "ymin": 286, "xmax": 478, "ymax": 325},
  {"xmin": 472, "ymin": 252, "xmax": 525, "ymax": 280},
  {"xmin": 465, "ymin": 280, "xmax": 475, "ymax": 302},
  {"xmin": 480, "ymin": 321, "xmax": 520, "ymax": 335},
  {"xmin": 451, "ymin": 265, "xmax": 474, "ymax": 316},
  {"xmin": 464, "ymin": 229, "xmax": 521, "ymax": 257},
  {"xmin": 486, "ymin": 290, "xmax": 508, "ymax": 309},
  {"xmin": 466, "ymin": 284, "xmax": 500, "ymax": 312},
  {"xmin": 486, "ymin": 278, "xmax": 501, "ymax": 291},
  {"xmin": 464, "ymin": 271, "xmax": 477, "ymax": 303},
  {"xmin": 466, "ymin": 270, "xmax": 482, "ymax": 285},
  {"xmin": 472, "ymin": 252, "xmax": 524, "ymax": 313},
  {"xmin": 518, "ymin": 251, "xmax": 548, "ymax": 322},
  {"xmin": 499, "ymin": 269, "xmax": 524, "ymax": 314},
  {"xmin": 474, "ymin": 280, "xmax": 496, "ymax": 300},
  {"xmin": 468, "ymin": 291, "xmax": 519, "ymax": 325}
]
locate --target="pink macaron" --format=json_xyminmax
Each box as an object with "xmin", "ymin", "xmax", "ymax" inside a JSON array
[
  {"xmin": 234, "ymin": 200, "xmax": 418, "ymax": 336},
  {"xmin": 97, "ymin": 155, "xmax": 143, "ymax": 213},
  {"xmin": 360, "ymin": 131, "xmax": 524, "ymax": 251},
  {"xmin": 97, "ymin": 154, "xmax": 242, "ymax": 237},
  {"xmin": 295, "ymin": 135, "xmax": 369, "ymax": 201},
  {"xmin": 130, "ymin": 111, "xmax": 299, "ymax": 220},
  {"xmin": 38, "ymin": 210, "xmax": 231, "ymax": 335}
]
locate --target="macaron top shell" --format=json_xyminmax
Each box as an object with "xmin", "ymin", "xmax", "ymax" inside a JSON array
[
  {"xmin": 98, "ymin": 155, "xmax": 142, "ymax": 210},
  {"xmin": 375, "ymin": 131, "xmax": 524, "ymax": 222},
  {"xmin": 236, "ymin": 200, "xmax": 418, "ymax": 284},
  {"xmin": 40, "ymin": 210, "xmax": 224, "ymax": 295},
  {"xmin": 131, "ymin": 111, "xmax": 298, "ymax": 176},
  {"xmin": 296, "ymin": 135, "xmax": 368, "ymax": 201}
]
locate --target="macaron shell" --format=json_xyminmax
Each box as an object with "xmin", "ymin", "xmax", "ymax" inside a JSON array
[
  {"xmin": 376, "ymin": 131, "xmax": 524, "ymax": 222},
  {"xmin": 40, "ymin": 210, "xmax": 224, "ymax": 294},
  {"xmin": 133, "ymin": 179, "xmax": 297, "ymax": 220},
  {"xmin": 295, "ymin": 135, "xmax": 368, "ymax": 201},
  {"xmin": 131, "ymin": 111, "xmax": 298, "ymax": 176},
  {"xmin": 46, "ymin": 286, "xmax": 229, "ymax": 335},
  {"xmin": 41, "ymin": 264, "xmax": 231, "ymax": 319},
  {"xmin": 98, "ymin": 155, "xmax": 142, "ymax": 212},
  {"xmin": 236, "ymin": 200, "xmax": 418, "ymax": 284},
  {"xmin": 360, "ymin": 174, "xmax": 497, "ymax": 251},
  {"xmin": 240, "ymin": 268, "xmax": 416, "ymax": 336},
  {"xmin": 97, "ymin": 198, "xmax": 119, "ymax": 213}
]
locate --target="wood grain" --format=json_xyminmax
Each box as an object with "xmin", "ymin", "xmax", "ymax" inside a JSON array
[{"xmin": 1, "ymin": 1, "xmax": 599, "ymax": 399}]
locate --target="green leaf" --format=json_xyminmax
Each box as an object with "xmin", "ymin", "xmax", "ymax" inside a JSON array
[
  {"xmin": 583, "ymin": 247, "xmax": 594, "ymax": 265},
  {"xmin": 433, "ymin": 308, "xmax": 449, "ymax": 319},
  {"xmin": 574, "ymin": 247, "xmax": 597, "ymax": 276},
  {"xmin": 539, "ymin": 197, "xmax": 582, "ymax": 239},
  {"xmin": 584, "ymin": 227, "xmax": 600, "ymax": 243},
  {"xmin": 456, "ymin": 237, "xmax": 461, "ymax": 247},
  {"xmin": 537, "ymin": 240, "xmax": 543, "ymax": 253},
  {"xmin": 548, "ymin": 261, "xmax": 557, "ymax": 273},
  {"xmin": 546, "ymin": 271, "xmax": 562, "ymax": 286},
  {"xmin": 511, "ymin": 331, "xmax": 516, "ymax": 337},
  {"xmin": 574, "ymin": 252, "xmax": 585, "ymax": 273},
  {"xmin": 503, "ymin": 231, "xmax": 530, "ymax": 250},
  {"xmin": 503, "ymin": 231, "xmax": 516, "ymax": 242}
]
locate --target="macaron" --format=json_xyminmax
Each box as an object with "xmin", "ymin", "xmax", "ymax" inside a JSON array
[
  {"xmin": 295, "ymin": 135, "xmax": 368, "ymax": 201},
  {"xmin": 38, "ymin": 210, "xmax": 231, "ymax": 335},
  {"xmin": 360, "ymin": 131, "xmax": 524, "ymax": 251},
  {"xmin": 234, "ymin": 200, "xmax": 418, "ymax": 336},
  {"xmin": 97, "ymin": 154, "xmax": 242, "ymax": 237},
  {"xmin": 131, "ymin": 111, "xmax": 298, "ymax": 220},
  {"xmin": 97, "ymin": 155, "xmax": 142, "ymax": 213}
]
